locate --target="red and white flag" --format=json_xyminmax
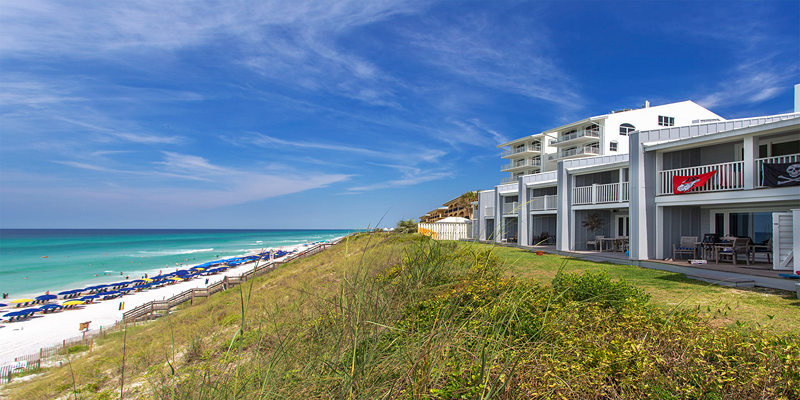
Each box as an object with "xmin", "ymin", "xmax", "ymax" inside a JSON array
[{"xmin": 672, "ymin": 171, "xmax": 716, "ymax": 194}]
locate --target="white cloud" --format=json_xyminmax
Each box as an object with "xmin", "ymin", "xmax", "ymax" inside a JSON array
[{"xmin": 44, "ymin": 152, "xmax": 353, "ymax": 210}]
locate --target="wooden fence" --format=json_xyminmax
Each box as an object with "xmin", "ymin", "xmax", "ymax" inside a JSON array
[
  {"xmin": 0, "ymin": 236, "xmax": 347, "ymax": 385},
  {"xmin": 418, "ymin": 222, "xmax": 471, "ymax": 241}
]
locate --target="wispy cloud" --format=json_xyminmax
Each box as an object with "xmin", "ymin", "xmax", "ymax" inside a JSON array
[
  {"xmin": 665, "ymin": 6, "xmax": 798, "ymax": 110},
  {"xmin": 399, "ymin": 11, "xmax": 580, "ymax": 108},
  {"xmin": 45, "ymin": 152, "xmax": 353, "ymax": 209},
  {"xmin": 345, "ymin": 162, "xmax": 453, "ymax": 193}
]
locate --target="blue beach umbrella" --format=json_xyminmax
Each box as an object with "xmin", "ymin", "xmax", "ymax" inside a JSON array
[
  {"xmin": 40, "ymin": 304, "xmax": 62, "ymax": 310},
  {"xmin": 174, "ymin": 270, "xmax": 189, "ymax": 276},
  {"xmin": 58, "ymin": 290, "xmax": 79, "ymax": 295},
  {"xmin": 4, "ymin": 310, "xmax": 33, "ymax": 317},
  {"xmin": 36, "ymin": 294, "xmax": 58, "ymax": 301}
]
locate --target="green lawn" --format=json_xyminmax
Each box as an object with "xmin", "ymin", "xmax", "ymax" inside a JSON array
[{"xmin": 463, "ymin": 243, "xmax": 800, "ymax": 334}]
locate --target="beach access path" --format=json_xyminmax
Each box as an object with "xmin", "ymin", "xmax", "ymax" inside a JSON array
[{"xmin": 0, "ymin": 243, "xmax": 312, "ymax": 367}]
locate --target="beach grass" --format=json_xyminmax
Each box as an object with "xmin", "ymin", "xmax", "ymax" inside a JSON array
[
  {"xmin": 479, "ymin": 244, "xmax": 800, "ymax": 334},
  {"xmin": 3, "ymin": 233, "xmax": 798, "ymax": 399}
]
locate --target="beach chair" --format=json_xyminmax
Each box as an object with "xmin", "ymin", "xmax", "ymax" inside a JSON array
[
  {"xmin": 715, "ymin": 237, "xmax": 751, "ymax": 266},
  {"xmin": 587, "ymin": 235, "xmax": 604, "ymax": 251},
  {"xmin": 672, "ymin": 236, "xmax": 698, "ymax": 260}
]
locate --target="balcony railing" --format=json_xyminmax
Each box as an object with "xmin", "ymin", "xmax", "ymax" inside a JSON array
[
  {"xmin": 501, "ymin": 143, "xmax": 542, "ymax": 157},
  {"xmin": 500, "ymin": 158, "xmax": 542, "ymax": 172},
  {"xmin": 501, "ymin": 176, "xmax": 518, "ymax": 184},
  {"xmin": 572, "ymin": 182, "xmax": 630, "ymax": 205},
  {"xmin": 484, "ymin": 206, "xmax": 494, "ymax": 217},
  {"xmin": 530, "ymin": 195, "xmax": 558, "ymax": 211},
  {"xmin": 503, "ymin": 202, "xmax": 519, "ymax": 215},
  {"xmin": 548, "ymin": 145, "xmax": 600, "ymax": 161},
  {"xmin": 757, "ymin": 153, "xmax": 800, "ymax": 187},
  {"xmin": 658, "ymin": 161, "xmax": 745, "ymax": 196},
  {"xmin": 552, "ymin": 129, "xmax": 600, "ymax": 145}
]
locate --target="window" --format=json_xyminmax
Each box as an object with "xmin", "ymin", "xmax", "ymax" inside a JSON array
[
  {"xmin": 610, "ymin": 141, "xmax": 618, "ymax": 151},
  {"xmin": 619, "ymin": 123, "xmax": 635, "ymax": 135},
  {"xmin": 584, "ymin": 124, "xmax": 599, "ymax": 133},
  {"xmin": 658, "ymin": 115, "xmax": 674, "ymax": 126}
]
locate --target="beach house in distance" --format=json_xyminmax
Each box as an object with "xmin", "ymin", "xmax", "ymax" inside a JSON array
[{"xmin": 474, "ymin": 89, "xmax": 800, "ymax": 290}]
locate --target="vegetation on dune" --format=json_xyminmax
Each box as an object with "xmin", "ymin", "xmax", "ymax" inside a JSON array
[
  {"xmin": 5, "ymin": 234, "xmax": 798, "ymax": 399},
  {"xmin": 395, "ymin": 219, "xmax": 418, "ymax": 234}
]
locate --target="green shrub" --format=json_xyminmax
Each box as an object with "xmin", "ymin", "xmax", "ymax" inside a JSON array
[
  {"xmin": 67, "ymin": 344, "xmax": 90, "ymax": 354},
  {"xmin": 552, "ymin": 270, "xmax": 651, "ymax": 309}
]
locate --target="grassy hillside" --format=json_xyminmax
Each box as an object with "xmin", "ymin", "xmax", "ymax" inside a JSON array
[{"xmin": 4, "ymin": 234, "xmax": 798, "ymax": 399}]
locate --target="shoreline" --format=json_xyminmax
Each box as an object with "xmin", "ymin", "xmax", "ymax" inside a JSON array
[{"xmin": 0, "ymin": 238, "xmax": 341, "ymax": 367}]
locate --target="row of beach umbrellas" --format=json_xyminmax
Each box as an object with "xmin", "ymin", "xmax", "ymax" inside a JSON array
[{"xmin": 1, "ymin": 249, "xmax": 296, "ymax": 322}]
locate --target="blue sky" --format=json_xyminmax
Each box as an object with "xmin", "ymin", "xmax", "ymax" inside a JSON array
[{"xmin": 1, "ymin": 1, "xmax": 797, "ymax": 229}]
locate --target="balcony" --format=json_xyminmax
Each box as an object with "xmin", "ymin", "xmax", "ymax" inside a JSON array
[
  {"xmin": 503, "ymin": 202, "xmax": 520, "ymax": 215},
  {"xmin": 500, "ymin": 158, "xmax": 542, "ymax": 172},
  {"xmin": 530, "ymin": 195, "xmax": 557, "ymax": 211},
  {"xmin": 573, "ymin": 182, "xmax": 630, "ymax": 205},
  {"xmin": 757, "ymin": 153, "xmax": 800, "ymax": 187},
  {"xmin": 551, "ymin": 129, "xmax": 601, "ymax": 147},
  {"xmin": 657, "ymin": 161, "xmax": 744, "ymax": 196},
  {"xmin": 501, "ymin": 176, "xmax": 518, "ymax": 184},
  {"xmin": 484, "ymin": 206, "xmax": 495, "ymax": 217},
  {"xmin": 548, "ymin": 145, "xmax": 600, "ymax": 161},
  {"xmin": 501, "ymin": 143, "xmax": 542, "ymax": 158}
]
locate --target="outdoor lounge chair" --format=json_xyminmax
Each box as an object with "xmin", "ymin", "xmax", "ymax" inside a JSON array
[
  {"xmin": 750, "ymin": 238, "xmax": 772, "ymax": 263},
  {"xmin": 587, "ymin": 235, "xmax": 604, "ymax": 251},
  {"xmin": 715, "ymin": 237, "xmax": 751, "ymax": 266},
  {"xmin": 532, "ymin": 232, "xmax": 549, "ymax": 245},
  {"xmin": 672, "ymin": 236, "xmax": 698, "ymax": 260}
]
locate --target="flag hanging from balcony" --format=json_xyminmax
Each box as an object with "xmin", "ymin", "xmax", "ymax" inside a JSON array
[
  {"xmin": 763, "ymin": 162, "xmax": 800, "ymax": 187},
  {"xmin": 672, "ymin": 170, "xmax": 716, "ymax": 194}
]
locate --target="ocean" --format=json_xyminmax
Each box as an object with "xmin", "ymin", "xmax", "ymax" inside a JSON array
[{"xmin": 0, "ymin": 229, "xmax": 356, "ymax": 299}]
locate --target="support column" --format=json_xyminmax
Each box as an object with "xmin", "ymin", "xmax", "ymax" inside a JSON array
[
  {"xmin": 556, "ymin": 160, "xmax": 571, "ymax": 251},
  {"xmin": 518, "ymin": 177, "xmax": 529, "ymax": 246},
  {"xmin": 743, "ymin": 136, "xmax": 759, "ymax": 190},
  {"xmin": 494, "ymin": 187, "xmax": 502, "ymax": 243}
]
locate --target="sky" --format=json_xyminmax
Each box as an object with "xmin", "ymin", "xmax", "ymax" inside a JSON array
[{"xmin": 1, "ymin": 0, "xmax": 798, "ymax": 229}]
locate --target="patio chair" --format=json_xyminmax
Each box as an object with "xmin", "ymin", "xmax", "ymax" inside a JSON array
[
  {"xmin": 715, "ymin": 237, "xmax": 751, "ymax": 266},
  {"xmin": 532, "ymin": 232, "xmax": 549, "ymax": 246},
  {"xmin": 750, "ymin": 238, "xmax": 772, "ymax": 263},
  {"xmin": 672, "ymin": 236, "xmax": 698, "ymax": 260},
  {"xmin": 700, "ymin": 233, "xmax": 720, "ymax": 259},
  {"xmin": 587, "ymin": 235, "xmax": 604, "ymax": 251}
]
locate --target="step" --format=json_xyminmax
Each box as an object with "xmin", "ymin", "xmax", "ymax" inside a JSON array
[{"xmin": 685, "ymin": 273, "xmax": 755, "ymax": 288}]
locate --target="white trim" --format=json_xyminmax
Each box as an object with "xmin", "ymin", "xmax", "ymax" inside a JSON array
[
  {"xmin": 655, "ymin": 186, "xmax": 800, "ymax": 206},
  {"xmin": 572, "ymin": 202, "xmax": 630, "ymax": 211},
  {"xmin": 566, "ymin": 161, "xmax": 629, "ymax": 174}
]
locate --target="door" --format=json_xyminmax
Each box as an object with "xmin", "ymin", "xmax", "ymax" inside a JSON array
[
  {"xmin": 616, "ymin": 215, "xmax": 630, "ymax": 238},
  {"xmin": 772, "ymin": 212, "xmax": 794, "ymax": 270}
]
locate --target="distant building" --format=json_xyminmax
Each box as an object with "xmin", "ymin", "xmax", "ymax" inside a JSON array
[{"xmin": 420, "ymin": 194, "xmax": 476, "ymax": 223}]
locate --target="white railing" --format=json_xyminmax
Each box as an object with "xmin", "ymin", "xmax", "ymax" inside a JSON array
[
  {"xmin": 572, "ymin": 182, "xmax": 630, "ymax": 205},
  {"xmin": 548, "ymin": 145, "xmax": 600, "ymax": 160},
  {"xmin": 503, "ymin": 202, "xmax": 519, "ymax": 215},
  {"xmin": 484, "ymin": 206, "xmax": 495, "ymax": 217},
  {"xmin": 756, "ymin": 153, "xmax": 800, "ymax": 187},
  {"xmin": 501, "ymin": 176, "xmax": 517, "ymax": 184},
  {"xmin": 552, "ymin": 129, "xmax": 601, "ymax": 144},
  {"xmin": 658, "ymin": 160, "xmax": 745, "ymax": 195},
  {"xmin": 501, "ymin": 143, "xmax": 541, "ymax": 157},
  {"xmin": 573, "ymin": 186, "xmax": 593, "ymax": 205},
  {"xmin": 530, "ymin": 195, "xmax": 558, "ymax": 211},
  {"xmin": 621, "ymin": 181, "xmax": 630, "ymax": 202},
  {"xmin": 501, "ymin": 158, "xmax": 542, "ymax": 171}
]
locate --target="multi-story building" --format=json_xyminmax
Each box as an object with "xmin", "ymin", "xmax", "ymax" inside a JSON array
[
  {"xmin": 420, "ymin": 194, "xmax": 476, "ymax": 223},
  {"xmin": 475, "ymin": 94, "xmax": 800, "ymax": 276},
  {"xmin": 497, "ymin": 101, "xmax": 723, "ymax": 184}
]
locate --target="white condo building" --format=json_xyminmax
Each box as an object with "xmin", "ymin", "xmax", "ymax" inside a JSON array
[
  {"xmin": 474, "ymin": 93, "xmax": 800, "ymax": 290},
  {"xmin": 498, "ymin": 101, "xmax": 723, "ymax": 183}
]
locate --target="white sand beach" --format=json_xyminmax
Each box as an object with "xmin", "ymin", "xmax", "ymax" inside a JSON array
[{"xmin": 0, "ymin": 243, "xmax": 317, "ymax": 367}]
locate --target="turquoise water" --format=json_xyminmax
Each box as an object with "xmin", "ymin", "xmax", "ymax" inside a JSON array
[{"xmin": 0, "ymin": 229, "xmax": 355, "ymax": 299}]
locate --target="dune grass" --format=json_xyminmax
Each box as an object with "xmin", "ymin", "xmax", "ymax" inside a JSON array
[
  {"xmin": 3, "ymin": 234, "xmax": 798, "ymax": 399},
  {"xmin": 481, "ymin": 244, "xmax": 800, "ymax": 334}
]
